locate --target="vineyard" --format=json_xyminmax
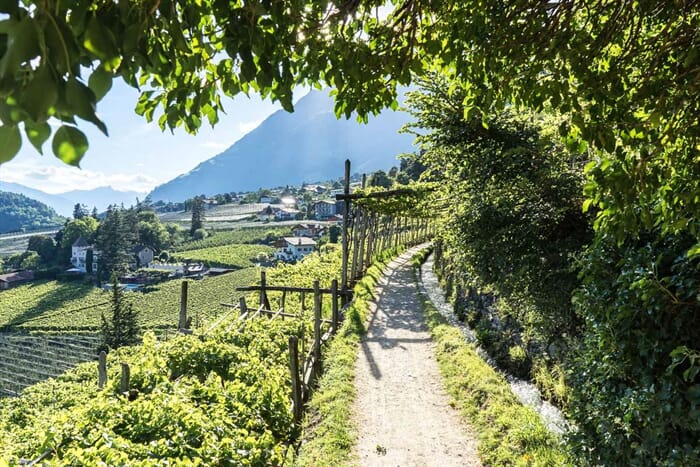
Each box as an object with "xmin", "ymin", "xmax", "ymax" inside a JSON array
[
  {"xmin": 173, "ymin": 226, "xmax": 290, "ymax": 252},
  {"xmin": 0, "ymin": 248, "xmax": 344, "ymax": 464},
  {"xmin": 158, "ymin": 203, "xmax": 271, "ymax": 223},
  {"xmin": 0, "ymin": 268, "xmax": 258, "ymax": 332},
  {"xmin": 0, "ymin": 334, "xmax": 100, "ymax": 396},
  {"xmin": 172, "ymin": 244, "xmax": 275, "ymax": 269}
]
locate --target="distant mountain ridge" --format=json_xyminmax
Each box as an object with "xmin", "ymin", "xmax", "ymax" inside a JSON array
[
  {"xmin": 0, "ymin": 182, "xmax": 145, "ymax": 217},
  {"xmin": 0, "ymin": 191, "xmax": 65, "ymax": 234},
  {"xmin": 149, "ymin": 90, "xmax": 416, "ymax": 202}
]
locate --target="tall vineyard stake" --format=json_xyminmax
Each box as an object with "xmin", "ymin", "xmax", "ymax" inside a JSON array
[
  {"xmin": 313, "ymin": 280, "xmax": 322, "ymax": 378},
  {"xmin": 178, "ymin": 280, "xmax": 189, "ymax": 330},
  {"xmin": 260, "ymin": 270, "xmax": 271, "ymax": 310},
  {"xmin": 331, "ymin": 279, "xmax": 339, "ymax": 333},
  {"xmin": 350, "ymin": 206, "xmax": 361, "ymax": 283},
  {"xmin": 288, "ymin": 336, "xmax": 302, "ymax": 425},
  {"xmin": 98, "ymin": 351, "xmax": 107, "ymax": 389},
  {"xmin": 239, "ymin": 297, "xmax": 247, "ymax": 315},
  {"xmin": 340, "ymin": 159, "xmax": 351, "ymax": 305},
  {"xmin": 356, "ymin": 208, "xmax": 368, "ymax": 280},
  {"xmin": 120, "ymin": 363, "xmax": 130, "ymax": 393}
]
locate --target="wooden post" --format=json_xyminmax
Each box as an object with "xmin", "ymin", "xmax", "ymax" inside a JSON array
[
  {"xmin": 120, "ymin": 363, "xmax": 130, "ymax": 393},
  {"xmin": 98, "ymin": 351, "xmax": 107, "ymax": 389},
  {"xmin": 340, "ymin": 159, "xmax": 351, "ymax": 305},
  {"xmin": 281, "ymin": 289, "xmax": 286, "ymax": 311},
  {"xmin": 350, "ymin": 207, "xmax": 362, "ymax": 281},
  {"xmin": 288, "ymin": 336, "xmax": 303, "ymax": 424},
  {"xmin": 239, "ymin": 296, "xmax": 247, "ymax": 315},
  {"xmin": 313, "ymin": 280, "xmax": 322, "ymax": 377},
  {"xmin": 301, "ymin": 291, "xmax": 306, "ymax": 313},
  {"xmin": 260, "ymin": 270, "xmax": 271, "ymax": 310},
  {"xmin": 178, "ymin": 280, "xmax": 188, "ymax": 329},
  {"xmin": 361, "ymin": 173, "xmax": 367, "ymax": 188},
  {"xmin": 331, "ymin": 279, "xmax": 339, "ymax": 333}
]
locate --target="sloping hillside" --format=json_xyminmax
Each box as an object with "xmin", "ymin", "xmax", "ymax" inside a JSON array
[
  {"xmin": 0, "ymin": 191, "xmax": 65, "ymax": 233},
  {"xmin": 149, "ymin": 90, "xmax": 415, "ymax": 202}
]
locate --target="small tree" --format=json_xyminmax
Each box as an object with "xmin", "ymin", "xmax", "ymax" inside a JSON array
[
  {"xmin": 328, "ymin": 225, "xmax": 341, "ymax": 243},
  {"xmin": 190, "ymin": 196, "xmax": 206, "ymax": 235},
  {"xmin": 101, "ymin": 275, "xmax": 140, "ymax": 350}
]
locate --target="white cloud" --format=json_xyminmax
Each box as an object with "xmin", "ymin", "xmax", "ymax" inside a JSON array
[
  {"xmin": 0, "ymin": 162, "xmax": 157, "ymax": 194},
  {"xmin": 238, "ymin": 119, "xmax": 262, "ymax": 134},
  {"xmin": 200, "ymin": 141, "xmax": 228, "ymax": 150}
]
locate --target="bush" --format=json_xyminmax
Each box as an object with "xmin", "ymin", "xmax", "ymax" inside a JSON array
[
  {"xmin": 568, "ymin": 230, "xmax": 700, "ymax": 464},
  {"xmin": 192, "ymin": 228, "xmax": 207, "ymax": 240}
]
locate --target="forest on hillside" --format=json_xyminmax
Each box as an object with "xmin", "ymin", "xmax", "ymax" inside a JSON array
[{"xmin": 0, "ymin": 191, "xmax": 64, "ymax": 234}]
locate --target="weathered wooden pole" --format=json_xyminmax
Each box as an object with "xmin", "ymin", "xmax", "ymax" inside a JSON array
[
  {"xmin": 331, "ymin": 279, "xmax": 339, "ymax": 333},
  {"xmin": 260, "ymin": 270, "xmax": 271, "ymax": 310},
  {"xmin": 239, "ymin": 296, "xmax": 248, "ymax": 315},
  {"xmin": 120, "ymin": 363, "xmax": 130, "ymax": 393},
  {"xmin": 288, "ymin": 336, "xmax": 303, "ymax": 424},
  {"xmin": 178, "ymin": 280, "xmax": 188, "ymax": 329},
  {"xmin": 313, "ymin": 280, "xmax": 322, "ymax": 377},
  {"xmin": 340, "ymin": 159, "xmax": 351, "ymax": 305},
  {"xmin": 98, "ymin": 351, "xmax": 107, "ymax": 389}
]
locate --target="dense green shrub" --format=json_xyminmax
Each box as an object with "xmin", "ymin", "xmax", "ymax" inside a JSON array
[{"xmin": 568, "ymin": 230, "xmax": 700, "ymax": 464}]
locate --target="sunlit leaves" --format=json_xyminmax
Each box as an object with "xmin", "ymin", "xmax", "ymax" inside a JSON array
[
  {"xmin": 0, "ymin": 124, "xmax": 21, "ymax": 162},
  {"xmin": 52, "ymin": 125, "xmax": 88, "ymax": 166},
  {"xmin": 24, "ymin": 121, "xmax": 50, "ymax": 154}
]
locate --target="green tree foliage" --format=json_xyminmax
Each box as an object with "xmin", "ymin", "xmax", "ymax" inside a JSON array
[
  {"xmin": 366, "ymin": 170, "xmax": 392, "ymax": 189},
  {"xmin": 406, "ymin": 76, "xmax": 591, "ymax": 372},
  {"xmin": 328, "ymin": 225, "xmax": 340, "ymax": 244},
  {"xmin": 568, "ymin": 231, "xmax": 700, "ymax": 464},
  {"xmin": 101, "ymin": 275, "xmax": 139, "ymax": 350},
  {"xmin": 72, "ymin": 203, "xmax": 88, "ymax": 220},
  {"xmin": 189, "ymin": 196, "xmax": 205, "ymax": 236},
  {"xmin": 135, "ymin": 210, "xmax": 170, "ymax": 252},
  {"xmin": 26, "ymin": 234, "xmax": 56, "ymax": 264},
  {"xmin": 0, "ymin": 191, "xmax": 64, "ymax": 233},
  {"xmin": 95, "ymin": 206, "xmax": 134, "ymax": 281}
]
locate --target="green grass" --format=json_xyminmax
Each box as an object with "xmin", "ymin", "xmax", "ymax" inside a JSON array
[
  {"xmin": 412, "ymin": 248, "xmax": 573, "ymax": 466},
  {"xmin": 0, "ymin": 268, "xmax": 258, "ymax": 332},
  {"xmin": 296, "ymin": 247, "xmax": 403, "ymax": 467},
  {"xmin": 172, "ymin": 244, "xmax": 275, "ymax": 268}
]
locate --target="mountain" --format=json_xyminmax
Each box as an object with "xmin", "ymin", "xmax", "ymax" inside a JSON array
[
  {"xmin": 0, "ymin": 191, "xmax": 65, "ymax": 234},
  {"xmin": 0, "ymin": 182, "xmax": 145, "ymax": 216},
  {"xmin": 59, "ymin": 187, "xmax": 146, "ymax": 212},
  {"xmin": 149, "ymin": 90, "xmax": 416, "ymax": 202},
  {"xmin": 0, "ymin": 182, "xmax": 75, "ymax": 217}
]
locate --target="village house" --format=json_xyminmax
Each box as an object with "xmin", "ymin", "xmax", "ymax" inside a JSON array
[
  {"xmin": 70, "ymin": 236, "xmax": 100, "ymax": 273},
  {"xmin": 258, "ymin": 205, "xmax": 278, "ymax": 221},
  {"xmin": 313, "ymin": 200, "xmax": 337, "ymax": 220},
  {"xmin": 291, "ymin": 223, "xmax": 325, "ymax": 238},
  {"xmin": 0, "ymin": 270, "xmax": 34, "ymax": 290},
  {"xmin": 132, "ymin": 245, "xmax": 155, "ymax": 268},
  {"xmin": 274, "ymin": 236, "xmax": 316, "ymax": 262},
  {"xmin": 274, "ymin": 208, "xmax": 301, "ymax": 221}
]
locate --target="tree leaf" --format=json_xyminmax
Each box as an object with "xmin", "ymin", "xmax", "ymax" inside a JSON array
[
  {"xmin": 88, "ymin": 66, "xmax": 113, "ymax": 101},
  {"xmin": 0, "ymin": 124, "xmax": 21, "ymax": 163},
  {"xmin": 24, "ymin": 121, "xmax": 51, "ymax": 154},
  {"xmin": 52, "ymin": 125, "xmax": 88, "ymax": 166},
  {"xmin": 20, "ymin": 66, "xmax": 58, "ymax": 120}
]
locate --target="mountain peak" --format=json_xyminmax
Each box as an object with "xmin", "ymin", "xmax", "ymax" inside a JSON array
[{"xmin": 149, "ymin": 90, "xmax": 415, "ymax": 202}]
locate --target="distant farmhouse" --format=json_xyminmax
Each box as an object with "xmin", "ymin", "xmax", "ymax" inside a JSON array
[
  {"xmin": 291, "ymin": 223, "xmax": 325, "ymax": 238},
  {"xmin": 274, "ymin": 237, "xmax": 316, "ymax": 262},
  {"xmin": 70, "ymin": 236, "xmax": 100, "ymax": 273},
  {"xmin": 0, "ymin": 270, "xmax": 34, "ymax": 290},
  {"xmin": 132, "ymin": 245, "xmax": 155, "ymax": 268}
]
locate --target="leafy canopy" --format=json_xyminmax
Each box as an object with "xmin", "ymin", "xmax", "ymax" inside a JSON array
[{"xmin": 0, "ymin": 1, "xmax": 694, "ymax": 169}]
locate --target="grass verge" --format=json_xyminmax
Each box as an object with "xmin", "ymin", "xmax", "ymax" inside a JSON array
[
  {"xmin": 295, "ymin": 247, "xmax": 404, "ymax": 466},
  {"xmin": 412, "ymin": 247, "xmax": 573, "ymax": 466}
]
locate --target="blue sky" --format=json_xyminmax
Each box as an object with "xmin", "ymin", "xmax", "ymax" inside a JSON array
[{"xmin": 0, "ymin": 80, "xmax": 301, "ymax": 194}]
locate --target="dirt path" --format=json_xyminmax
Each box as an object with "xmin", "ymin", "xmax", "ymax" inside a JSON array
[{"xmin": 352, "ymin": 246, "xmax": 481, "ymax": 466}]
